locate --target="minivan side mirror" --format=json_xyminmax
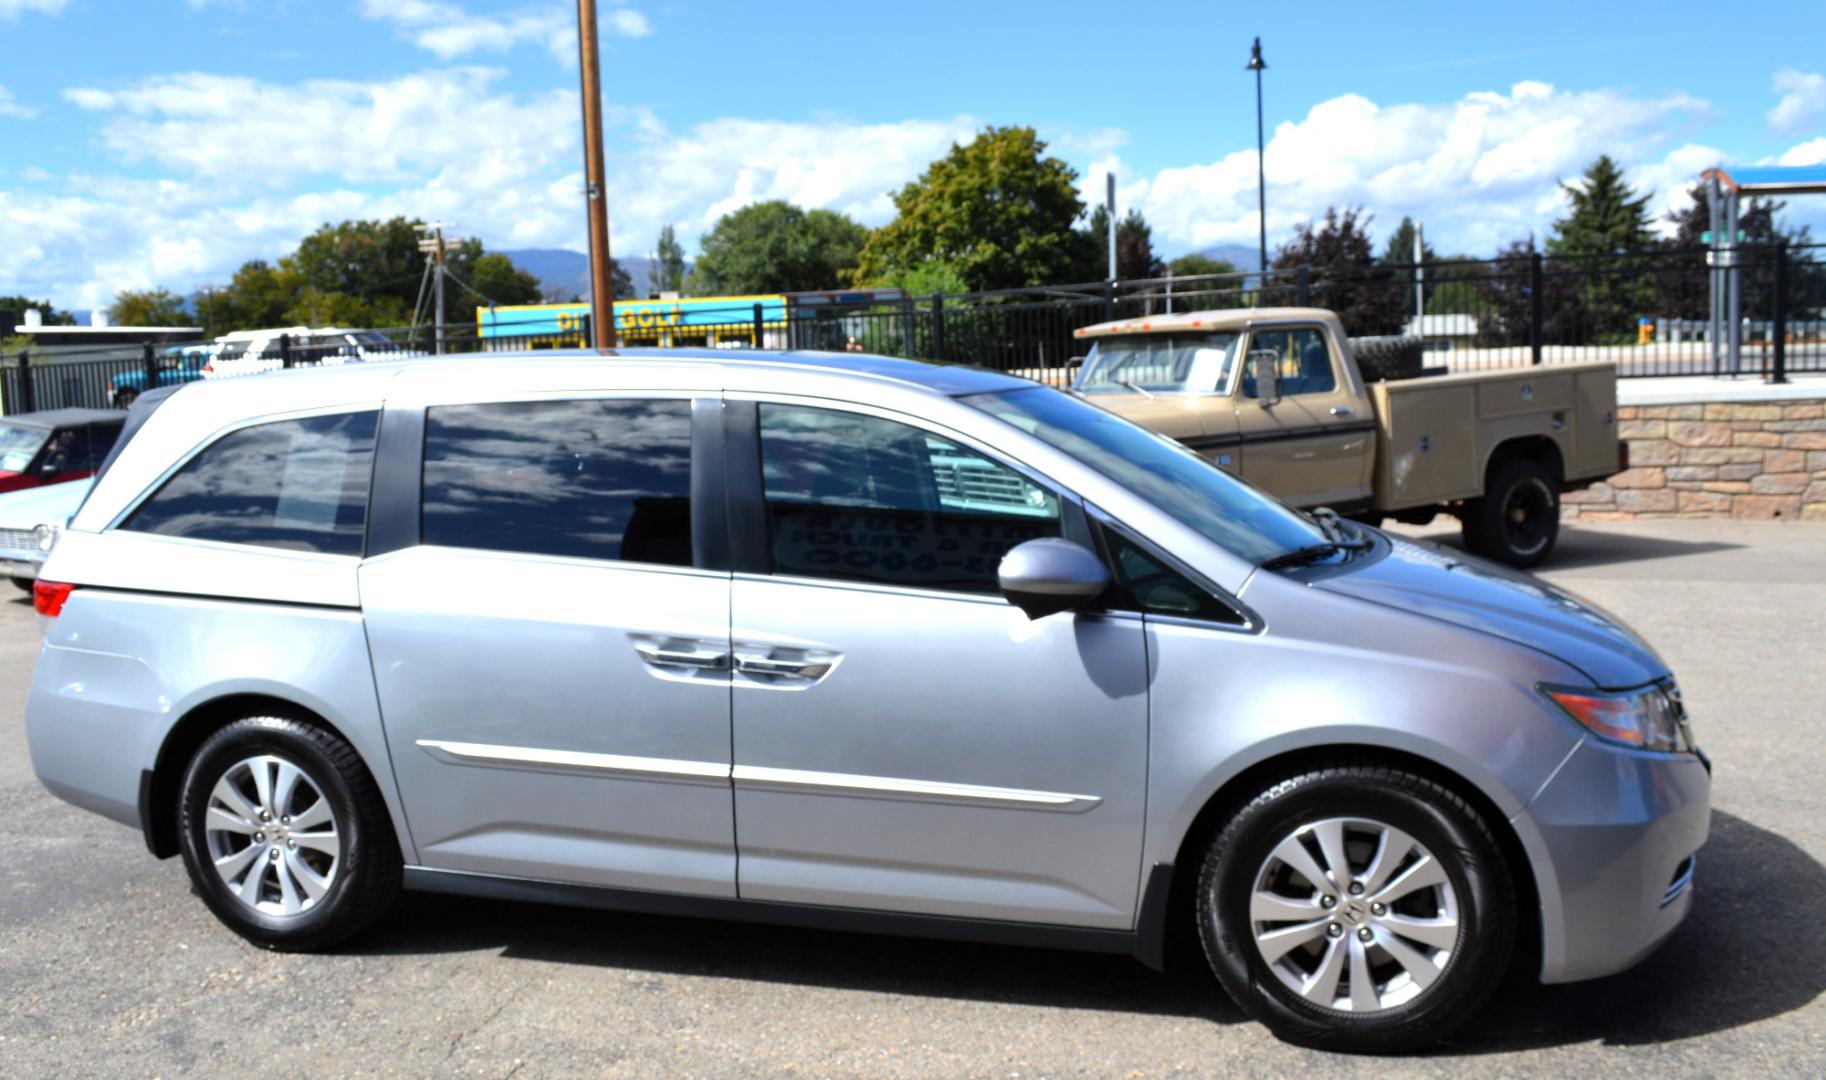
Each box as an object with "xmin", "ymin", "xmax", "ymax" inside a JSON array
[
  {"xmin": 998, "ymin": 538, "xmax": 1110, "ymax": 620},
  {"xmin": 1248, "ymin": 349, "xmax": 1281, "ymax": 405}
]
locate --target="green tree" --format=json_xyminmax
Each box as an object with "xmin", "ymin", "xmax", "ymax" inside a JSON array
[
  {"xmin": 1271, "ymin": 206, "xmax": 1406, "ymax": 334},
  {"xmin": 688, "ymin": 200, "xmax": 868, "ymax": 296},
  {"xmin": 108, "ymin": 288, "xmax": 191, "ymax": 326},
  {"xmin": 856, "ymin": 126, "xmax": 1086, "ymax": 293},
  {"xmin": 1546, "ymin": 156, "xmax": 1656, "ymax": 342},
  {"xmin": 209, "ymin": 260, "xmax": 299, "ymax": 335},
  {"xmin": 0, "ymin": 296, "xmax": 76, "ymax": 326},
  {"xmin": 1079, "ymin": 206, "xmax": 1166, "ymax": 282},
  {"xmin": 873, "ymin": 258, "xmax": 970, "ymax": 297},
  {"xmin": 654, "ymin": 224, "xmax": 687, "ymax": 294},
  {"xmin": 1547, "ymin": 156, "xmax": 1654, "ymax": 257},
  {"xmin": 463, "ymin": 252, "xmax": 544, "ymax": 312}
]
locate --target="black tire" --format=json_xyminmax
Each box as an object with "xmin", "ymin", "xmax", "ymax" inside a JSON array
[
  {"xmin": 1195, "ymin": 763, "xmax": 1514, "ymax": 1053},
  {"xmin": 1461, "ymin": 457, "xmax": 1559, "ymax": 568},
  {"xmin": 11, "ymin": 576, "xmax": 34, "ymax": 593},
  {"xmin": 177, "ymin": 715, "xmax": 400, "ymax": 950},
  {"xmin": 113, "ymin": 387, "xmax": 140, "ymax": 409},
  {"xmin": 1348, "ymin": 336, "xmax": 1424, "ymax": 382}
]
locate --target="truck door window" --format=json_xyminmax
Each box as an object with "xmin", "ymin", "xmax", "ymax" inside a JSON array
[{"xmin": 1241, "ymin": 328, "xmax": 1335, "ymax": 397}]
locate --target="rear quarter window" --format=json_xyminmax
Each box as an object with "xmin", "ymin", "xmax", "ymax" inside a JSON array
[{"xmin": 121, "ymin": 410, "xmax": 379, "ymax": 556}]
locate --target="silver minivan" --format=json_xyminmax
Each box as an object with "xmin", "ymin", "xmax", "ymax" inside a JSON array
[{"xmin": 26, "ymin": 352, "xmax": 1709, "ymax": 1052}]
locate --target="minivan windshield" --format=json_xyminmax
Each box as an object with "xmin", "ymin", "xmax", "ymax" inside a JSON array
[
  {"xmin": 963, "ymin": 386, "xmax": 1327, "ymax": 565},
  {"xmin": 1074, "ymin": 333, "xmax": 1241, "ymax": 395}
]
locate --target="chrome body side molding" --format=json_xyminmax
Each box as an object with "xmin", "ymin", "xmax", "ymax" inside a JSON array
[{"xmin": 414, "ymin": 739, "xmax": 1101, "ymax": 812}]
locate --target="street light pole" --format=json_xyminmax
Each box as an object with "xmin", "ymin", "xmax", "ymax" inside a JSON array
[
  {"xmin": 576, "ymin": 0, "xmax": 617, "ymax": 349},
  {"xmin": 1247, "ymin": 37, "xmax": 1268, "ymax": 284}
]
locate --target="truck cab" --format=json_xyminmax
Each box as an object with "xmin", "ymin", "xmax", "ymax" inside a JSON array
[{"xmin": 1073, "ymin": 307, "xmax": 1624, "ymax": 567}]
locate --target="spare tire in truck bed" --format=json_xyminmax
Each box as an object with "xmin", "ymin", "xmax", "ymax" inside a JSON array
[{"xmin": 1349, "ymin": 335, "xmax": 1425, "ymax": 382}]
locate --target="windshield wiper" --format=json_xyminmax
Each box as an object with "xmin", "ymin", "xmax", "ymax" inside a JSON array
[
  {"xmin": 1117, "ymin": 379, "xmax": 1155, "ymax": 400},
  {"xmin": 1260, "ymin": 539, "xmax": 1371, "ymax": 570}
]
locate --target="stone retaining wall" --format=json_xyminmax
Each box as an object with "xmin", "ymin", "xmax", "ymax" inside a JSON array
[{"xmin": 1562, "ymin": 398, "xmax": 1826, "ymax": 520}]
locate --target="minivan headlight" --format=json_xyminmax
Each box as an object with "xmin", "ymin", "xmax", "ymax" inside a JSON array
[{"xmin": 1542, "ymin": 683, "xmax": 1690, "ymax": 753}]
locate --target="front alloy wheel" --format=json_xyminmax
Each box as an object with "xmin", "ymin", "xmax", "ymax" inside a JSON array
[
  {"xmin": 1197, "ymin": 763, "xmax": 1514, "ymax": 1052},
  {"xmin": 1249, "ymin": 817, "xmax": 1459, "ymax": 1013}
]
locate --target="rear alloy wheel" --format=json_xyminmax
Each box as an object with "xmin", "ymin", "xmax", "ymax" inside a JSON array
[
  {"xmin": 1462, "ymin": 457, "xmax": 1559, "ymax": 568},
  {"xmin": 178, "ymin": 715, "xmax": 400, "ymax": 950},
  {"xmin": 1196, "ymin": 764, "xmax": 1514, "ymax": 1052}
]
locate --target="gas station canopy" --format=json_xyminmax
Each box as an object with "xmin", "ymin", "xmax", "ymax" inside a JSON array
[{"xmin": 1702, "ymin": 164, "xmax": 1826, "ymax": 197}]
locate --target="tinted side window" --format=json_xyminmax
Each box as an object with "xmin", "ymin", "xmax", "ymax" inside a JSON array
[
  {"xmin": 758, "ymin": 403, "xmax": 1059, "ymax": 592},
  {"xmin": 1103, "ymin": 526, "xmax": 1244, "ymax": 625},
  {"xmin": 88, "ymin": 424, "xmax": 121, "ymax": 468},
  {"xmin": 124, "ymin": 410, "xmax": 378, "ymax": 555},
  {"xmin": 1242, "ymin": 327, "xmax": 1336, "ymax": 397},
  {"xmin": 422, "ymin": 398, "xmax": 692, "ymax": 566}
]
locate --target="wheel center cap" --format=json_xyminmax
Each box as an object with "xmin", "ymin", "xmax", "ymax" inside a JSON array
[{"xmin": 1339, "ymin": 898, "xmax": 1370, "ymax": 926}]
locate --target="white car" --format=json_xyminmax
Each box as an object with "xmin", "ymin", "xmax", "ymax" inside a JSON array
[
  {"xmin": 0, "ymin": 476, "xmax": 93, "ymax": 589},
  {"xmin": 203, "ymin": 327, "xmax": 412, "ymax": 380}
]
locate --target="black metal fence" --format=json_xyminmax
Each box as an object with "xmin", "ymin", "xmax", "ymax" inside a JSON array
[{"xmin": 6, "ymin": 242, "xmax": 1822, "ymax": 415}]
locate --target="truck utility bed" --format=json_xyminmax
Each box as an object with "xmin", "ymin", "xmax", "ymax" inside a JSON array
[{"xmin": 1368, "ymin": 363, "xmax": 1618, "ymax": 511}]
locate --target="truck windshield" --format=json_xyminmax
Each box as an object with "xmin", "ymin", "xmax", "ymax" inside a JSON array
[
  {"xmin": 0, "ymin": 424, "xmax": 50, "ymax": 474},
  {"xmin": 962, "ymin": 386, "xmax": 1326, "ymax": 564},
  {"xmin": 1075, "ymin": 333, "xmax": 1241, "ymax": 395}
]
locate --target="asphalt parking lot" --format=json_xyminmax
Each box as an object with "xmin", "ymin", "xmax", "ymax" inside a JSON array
[{"xmin": 2, "ymin": 519, "xmax": 1823, "ymax": 1077}]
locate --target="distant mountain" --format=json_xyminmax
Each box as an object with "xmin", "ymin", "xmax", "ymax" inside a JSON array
[
  {"xmin": 499, "ymin": 248, "xmax": 659, "ymax": 302},
  {"xmin": 1191, "ymin": 243, "xmax": 1263, "ymax": 275}
]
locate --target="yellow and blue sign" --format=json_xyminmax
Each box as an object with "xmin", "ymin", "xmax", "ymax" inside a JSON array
[{"xmin": 479, "ymin": 296, "xmax": 788, "ymax": 343}]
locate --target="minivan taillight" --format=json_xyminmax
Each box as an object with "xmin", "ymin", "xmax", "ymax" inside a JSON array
[{"xmin": 33, "ymin": 579, "xmax": 73, "ymax": 617}]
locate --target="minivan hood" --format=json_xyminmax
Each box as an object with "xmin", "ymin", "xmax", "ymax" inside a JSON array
[{"xmin": 1312, "ymin": 535, "xmax": 1667, "ymax": 689}]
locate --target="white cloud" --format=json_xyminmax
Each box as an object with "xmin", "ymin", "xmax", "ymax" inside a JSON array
[
  {"xmin": 1779, "ymin": 136, "xmax": 1826, "ymax": 168},
  {"xmin": 0, "ymin": 0, "xmax": 66, "ymax": 18},
  {"xmin": 1767, "ymin": 69, "xmax": 1826, "ymax": 134},
  {"xmin": 0, "ymin": 84, "xmax": 34, "ymax": 119},
  {"xmin": 1135, "ymin": 81, "xmax": 1712, "ymax": 255},
  {"xmin": 358, "ymin": 0, "xmax": 649, "ymax": 65},
  {"xmin": 21, "ymin": 67, "xmax": 977, "ymax": 306}
]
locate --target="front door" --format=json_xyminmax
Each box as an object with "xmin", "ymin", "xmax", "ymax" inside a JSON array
[
  {"xmin": 727, "ymin": 401, "xmax": 1149, "ymax": 928},
  {"xmin": 362, "ymin": 395, "xmax": 737, "ymax": 896},
  {"xmin": 1236, "ymin": 325, "xmax": 1374, "ymax": 508}
]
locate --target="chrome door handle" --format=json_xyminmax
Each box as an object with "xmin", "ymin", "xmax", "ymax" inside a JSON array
[
  {"xmin": 1330, "ymin": 406, "xmax": 1354, "ymax": 417},
  {"xmin": 734, "ymin": 654, "xmax": 832, "ymax": 679},
  {"xmin": 635, "ymin": 644, "xmax": 728, "ymax": 671}
]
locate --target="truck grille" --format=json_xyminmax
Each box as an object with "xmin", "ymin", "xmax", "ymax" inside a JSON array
[
  {"xmin": 933, "ymin": 461, "xmax": 1030, "ymax": 507},
  {"xmin": 0, "ymin": 528, "xmax": 38, "ymax": 554}
]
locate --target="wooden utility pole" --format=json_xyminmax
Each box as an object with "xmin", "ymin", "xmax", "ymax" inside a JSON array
[{"xmin": 576, "ymin": 0, "xmax": 617, "ymax": 349}]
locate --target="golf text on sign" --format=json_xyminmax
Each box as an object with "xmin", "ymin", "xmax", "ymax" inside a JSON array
[{"xmin": 478, "ymin": 297, "xmax": 789, "ymax": 342}]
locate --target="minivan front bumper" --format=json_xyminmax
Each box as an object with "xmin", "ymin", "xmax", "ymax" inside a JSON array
[{"xmin": 1521, "ymin": 738, "xmax": 1711, "ymax": 984}]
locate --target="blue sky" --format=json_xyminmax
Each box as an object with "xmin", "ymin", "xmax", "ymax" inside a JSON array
[{"xmin": 3, "ymin": 0, "xmax": 1824, "ymax": 309}]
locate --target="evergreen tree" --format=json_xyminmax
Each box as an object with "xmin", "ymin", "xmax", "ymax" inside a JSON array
[
  {"xmin": 654, "ymin": 224, "xmax": 688, "ymax": 295},
  {"xmin": 1545, "ymin": 156, "xmax": 1656, "ymax": 341}
]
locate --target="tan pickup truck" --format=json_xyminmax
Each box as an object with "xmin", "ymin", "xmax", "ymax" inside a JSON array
[{"xmin": 1070, "ymin": 307, "xmax": 1625, "ymax": 566}]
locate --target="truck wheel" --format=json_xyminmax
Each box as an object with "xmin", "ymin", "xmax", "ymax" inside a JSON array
[
  {"xmin": 1195, "ymin": 763, "xmax": 1515, "ymax": 1052},
  {"xmin": 1461, "ymin": 458, "xmax": 1559, "ymax": 568}
]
